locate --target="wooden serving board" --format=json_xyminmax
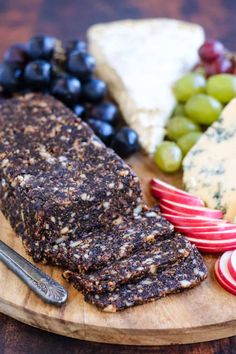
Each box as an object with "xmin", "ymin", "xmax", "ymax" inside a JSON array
[{"xmin": 0, "ymin": 153, "xmax": 236, "ymax": 346}]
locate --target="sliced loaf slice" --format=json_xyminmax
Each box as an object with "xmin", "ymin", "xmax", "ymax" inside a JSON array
[
  {"xmin": 63, "ymin": 233, "xmax": 192, "ymax": 294},
  {"xmin": 84, "ymin": 246, "xmax": 207, "ymax": 312}
]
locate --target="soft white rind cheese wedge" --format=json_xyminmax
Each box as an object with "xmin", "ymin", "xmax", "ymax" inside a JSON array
[
  {"xmin": 183, "ymin": 98, "xmax": 236, "ymax": 222},
  {"xmin": 87, "ymin": 19, "xmax": 205, "ymax": 154}
]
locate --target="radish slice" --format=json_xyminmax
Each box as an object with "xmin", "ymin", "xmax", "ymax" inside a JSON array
[
  {"xmin": 161, "ymin": 213, "xmax": 228, "ymax": 226},
  {"xmin": 160, "ymin": 204, "xmax": 189, "ymax": 216},
  {"xmin": 186, "ymin": 237, "xmax": 236, "ymax": 252},
  {"xmin": 218, "ymin": 251, "xmax": 236, "ymax": 289},
  {"xmin": 228, "ymin": 250, "xmax": 236, "ymax": 280},
  {"xmin": 197, "ymin": 245, "xmax": 236, "ymax": 253},
  {"xmin": 176, "ymin": 224, "xmax": 236, "ymax": 234},
  {"xmin": 161, "ymin": 199, "xmax": 223, "ymax": 219},
  {"xmin": 151, "ymin": 186, "xmax": 204, "ymax": 206},
  {"xmin": 150, "ymin": 178, "xmax": 201, "ymax": 199},
  {"xmin": 187, "ymin": 236, "xmax": 236, "ymax": 245},
  {"xmin": 215, "ymin": 260, "xmax": 236, "ymax": 295},
  {"xmin": 181, "ymin": 229, "xmax": 236, "ymax": 240}
]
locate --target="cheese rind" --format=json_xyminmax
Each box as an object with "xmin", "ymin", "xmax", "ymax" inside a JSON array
[
  {"xmin": 87, "ymin": 19, "xmax": 205, "ymax": 154},
  {"xmin": 183, "ymin": 98, "xmax": 236, "ymax": 221}
]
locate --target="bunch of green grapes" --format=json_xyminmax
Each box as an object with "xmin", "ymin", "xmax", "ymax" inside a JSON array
[{"xmin": 154, "ymin": 72, "xmax": 236, "ymax": 173}]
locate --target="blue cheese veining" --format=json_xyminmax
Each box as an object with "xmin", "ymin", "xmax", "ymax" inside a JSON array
[{"xmin": 183, "ymin": 98, "xmax": 236, "ymax": 221}]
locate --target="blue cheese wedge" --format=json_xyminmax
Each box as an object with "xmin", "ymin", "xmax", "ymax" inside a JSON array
[
  {"xmin": 183, "ymin": 98, "xmax": 236, "ymax": 221},
  {"xmin": 87, "ymin": 19, "xmax": 204, "ymax": 154}
]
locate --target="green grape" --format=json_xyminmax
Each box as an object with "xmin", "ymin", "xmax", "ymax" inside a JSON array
[
  {"xmin": 154, "ymin": 141, "xmax": 182, "ymax": 173},
  {"xmin": 193, "ymin": 65, "xmax": 206, "ymax": 76},
  {"xmin": 185, "ymin": 94, "xmax": 222, "ymax": 125},
  {"xmin": 172, "ymin": 104, "xmax": 185, "ymax": 116},
  {"xmin": 206, "ymin": 74, "xmax": 236, "ymax": 103},
  {"xmin": 177, "ymin": 132, "xmax": 203, "ymax": 156},
  {"xmin": 173, "ymin": 73, "xmax": 206, "ymax": 102},
  {"xmin": 167, "ymin": 116, "xmax": 201, "ymax": 141}
]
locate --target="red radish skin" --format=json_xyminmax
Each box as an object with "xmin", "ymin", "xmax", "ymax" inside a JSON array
[
  {"xmin": 166, "ymin": 219, "xmax": 216, "ymax": 227},
  {"xmin": 186, "ymin": 237, "xmax": 236, "ymax": 253},
  {"xmin": 176, "ymin": 224, "xmax": 236, "ymax": 234},
  {"xmin": 186, "ymin": 237, "xmax": 236, "ymax": 252},
  {"xmin": 186, "ymin": 236, "xmax": 236, "ymax": 246},
  {"xmin": 151, "ymin": 186, "xmax": 204, "ymax": 206},
  {"xmin": 160, "ymin": 204, "xmax": 189, "ymax": 216},
  {"xmin": 150, "ymin": 178, "xmax": 203, "ymax": 200},
  {"xmin": 218, "ymin": 251, "xmax": 236, "ymax": 289},
  {"xmin": 161, "ymin": 213, "xmax": 228, "ymax": 226},
  {"xmin": 190, "ymin": 244, "xmax": 236, "ymax": 252},
  {"xmin": 179, "ymin": 229, "xmax": 236, "ymax": 240},
  {"xmin": 197, "ymin": 245, "xmax": 236, "ymax": 253},
  {"xmin": 228, "ymin": 250, "xmax": 236, "ymax": 280},
  {"xmin": 215, "ymin": 260, "xmax": 236, "ymax": 295},
  {"xmin": 161, "ymin": 199, "xmax": 223, "ymax": 219}
]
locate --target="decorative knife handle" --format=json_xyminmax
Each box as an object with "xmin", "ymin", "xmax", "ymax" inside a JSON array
[{"xmin": 0, "ymin": 240, "xmax": 68, "ymax": 306}]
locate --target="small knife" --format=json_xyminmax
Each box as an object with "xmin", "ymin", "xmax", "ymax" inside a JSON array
[{"xmin": 0, "ymin": 240, "xmax": 68, "ymax": 306}]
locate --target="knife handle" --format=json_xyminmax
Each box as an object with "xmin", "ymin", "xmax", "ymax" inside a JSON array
[{"xmin": 0, "ymin": 240, "xmax": 68, "ymax": 306}]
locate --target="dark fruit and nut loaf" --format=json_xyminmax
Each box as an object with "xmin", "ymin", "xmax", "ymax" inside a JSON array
[
  {"xmin": 63, "ymin": 234, "xmax": 192, "ymax": 294},
  {"xmin": 84, "ymin": 247, "xmax": 207, "ymax": 312},
  {"xmin": 41, "ymin": 206, "xmax": 174, "ymax": 272},
  {"xmin": 0, "ymin": 93, "xmax": 207, "ymax": 311},
  {"xmin": 0, "ymin": 93, "xmax": 144, "ymax": 261}
]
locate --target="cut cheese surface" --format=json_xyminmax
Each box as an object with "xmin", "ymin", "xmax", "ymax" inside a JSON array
[
  {"xmin": 183, "ymin": 98, "xmax": 236, "ymax": 222},
  {"xmin": 87, "ymin": 18, "xmax": 204, "ymax": 154}
]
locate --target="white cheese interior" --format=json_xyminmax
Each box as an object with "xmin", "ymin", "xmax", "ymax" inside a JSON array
[
  {"xmin": 183, "ymin": 98, "xmax": 236, "ymax": 221},
  {"xmin": 87, "ymin": 19, "xmax": 205, "ymax": 154}
]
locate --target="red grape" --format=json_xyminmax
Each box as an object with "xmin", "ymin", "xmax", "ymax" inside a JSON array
[
  {"xmin": 199, "ymin": 40, "xmax": 224, "ymax": 63},
  {"xmin": 204, "ymin": 57, "xmax": 233, "ymax": 76},
  {"xmin": 231, "ymin": 58, "xmax": 236, "ymax": 75}
]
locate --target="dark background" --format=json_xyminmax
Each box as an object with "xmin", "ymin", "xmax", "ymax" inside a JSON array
[{"xmin": 0, "ymin": 0, "xmax": 236, "ymax": 353}]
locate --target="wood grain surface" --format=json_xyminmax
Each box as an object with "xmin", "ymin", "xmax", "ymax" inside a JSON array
[{"xmin": 0, "ymin": 0, "xmax": 236, "ymax": 353}]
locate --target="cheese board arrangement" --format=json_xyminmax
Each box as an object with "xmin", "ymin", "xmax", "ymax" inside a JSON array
[{"xmin": 0, "ymin": 18, "xmax": 236, "ymax": 345}]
